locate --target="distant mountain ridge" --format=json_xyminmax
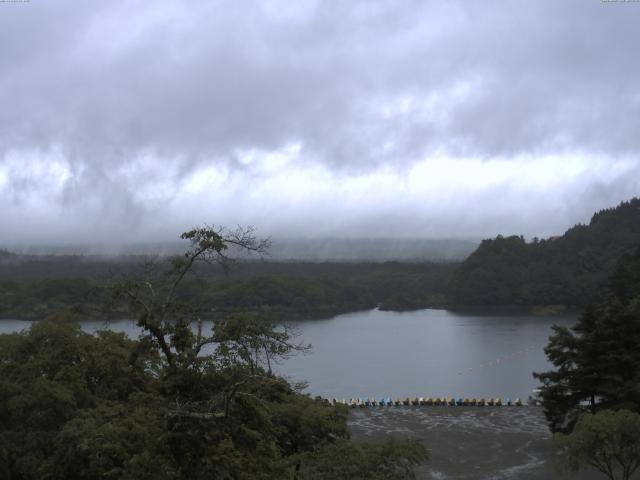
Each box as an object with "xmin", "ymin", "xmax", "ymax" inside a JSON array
[{"xmin": 448, "ymin": 198, "xmax": 640, "ymax": 307}]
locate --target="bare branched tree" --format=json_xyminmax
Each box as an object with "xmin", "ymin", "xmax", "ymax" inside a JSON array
[{"xmin": 110, "ymin": 225, "xmax": 271, "ymax": 369}]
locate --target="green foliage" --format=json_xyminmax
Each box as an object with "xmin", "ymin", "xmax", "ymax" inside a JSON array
[
  {"xmin": 0, "ymin": 319, "xmax": 361, "ymax": 479},
  {"xmin": 268, "ymin": 395, "xmax": 350, "ymax": 456},
  {"xmin": 212, "ymin": 313, "xmax": 309, "ymax": 375},
  {"xmin": 294, "ymin": 437, "xmax": 429, "ymax": 480},
  {"xmin": 0, "ymin": 259, "xmax": 454, "ymax": 320},
  {"xmin": 49, "ymin": 401, "xmax": 172, "ymax": 480},
  {"xmin": 449, "ymin": 198, "xmax": 640, "ymax": 306},
  {"xmin": 0, "ymin": 226, "xmax": 429, "ymax": 479},
  {"xmin": 555, "ymin": 410, "xmax": 640, "ymax": 480},
  {"xmin": 0, "ymin": 321, "xmax": 155, "ymax": 479},
  {"xmin": 534, "ymin": 248, "xmax": 640, "ymax": 432}
]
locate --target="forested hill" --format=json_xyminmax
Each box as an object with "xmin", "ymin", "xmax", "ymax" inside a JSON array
[{"xmin": 448, "ymin": 198, "xmax": 640, "ymax": 307}]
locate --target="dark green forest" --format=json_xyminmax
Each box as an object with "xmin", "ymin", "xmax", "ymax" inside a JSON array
[
  {"xmin": 0, "ymin": 255, "xmax": 454, "ymax": 321},
  {"xmin": 448, "ymin": 198, "xmax": 640, "ymax": 307}
]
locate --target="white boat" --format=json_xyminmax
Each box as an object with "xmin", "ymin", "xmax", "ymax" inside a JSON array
[{"xmin": 528, "ymin": 388, "xmax": 543, "ymax": 406}]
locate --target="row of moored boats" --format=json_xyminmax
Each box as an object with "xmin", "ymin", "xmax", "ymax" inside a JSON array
[{"xmin": 320, "ymin": 397, "xmax": 524, "ymax": 407}]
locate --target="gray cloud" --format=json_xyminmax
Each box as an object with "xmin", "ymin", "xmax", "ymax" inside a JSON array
[{"xmin": 0, "ymin": 0, "xmax": 639, "ymax": 243}]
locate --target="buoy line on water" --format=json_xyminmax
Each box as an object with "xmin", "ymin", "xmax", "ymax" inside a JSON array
[{"xmin": 456, "ymin": 346, "xmax": 537, "ymax": 376}]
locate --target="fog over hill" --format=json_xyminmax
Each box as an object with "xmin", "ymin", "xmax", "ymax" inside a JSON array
[
  {"xmin": 266, "ymin": 238, "xmax": 478, "ymax": 261},
  {"xmin": 1, "ymin": 237, "xmax": 479, "ymax": 262}
]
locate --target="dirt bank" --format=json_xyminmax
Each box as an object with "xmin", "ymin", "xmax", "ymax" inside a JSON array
[{"xmin": 348, "ymin": 406, "xmax": 605, "ymax": 480}]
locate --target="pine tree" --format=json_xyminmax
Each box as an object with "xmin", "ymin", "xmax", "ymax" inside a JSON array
[{"xmin": 534, "ymin": 248, "xmax": 640, "ymax": 432}]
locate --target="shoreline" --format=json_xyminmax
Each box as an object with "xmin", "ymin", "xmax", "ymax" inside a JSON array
[
  {"xmin": 0, "ymin": 303, "xmax": 581, "ymax": 323},
  {"xmin": 348, "ymin": 406, "xmax": 601, "ymax": 480}
]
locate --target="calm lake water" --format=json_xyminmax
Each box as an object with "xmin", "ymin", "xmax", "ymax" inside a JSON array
[{"xmin": 0, "ymin": 309, "xmax": 576, "ymax": 400}]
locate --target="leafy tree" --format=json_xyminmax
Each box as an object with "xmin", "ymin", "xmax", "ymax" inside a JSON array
[
  {"xmin": 212, "ymin": 312, "xmax": 308, "ymax": 376},
  {"xmin": 0, "ymin": 225, "xmax": 430, "ymax": 479},
  {"xmin": 293, "ymin": 437, "xmax": 428, "ymax": 480},
  {"xmin": 110, "ymin": 225, "xmax": 271, "ymax": 370},
  {"xmin": 48, "ymin": 401, "xmax": 173, "ymax": 480},
  {"xmin": 534, "ymin": 248, "xmax": 640, "ymax": 432},
  {"xmin": 555, "ymin": 410, "xmax": 640, "ymax": 480},
  {"xmin": 0, "ymin": 321, "xmax": 156, "ymax": 479}
]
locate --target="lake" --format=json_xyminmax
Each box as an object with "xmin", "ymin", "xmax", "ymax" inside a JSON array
[{"xmin": 0, "ymin": 308, "xmax": 576, "ymax": 400}]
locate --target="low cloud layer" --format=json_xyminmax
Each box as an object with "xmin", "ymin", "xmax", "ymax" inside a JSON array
[{"xmin": 1, "ymin": 0, "xmax": 639, "ymax": 244}]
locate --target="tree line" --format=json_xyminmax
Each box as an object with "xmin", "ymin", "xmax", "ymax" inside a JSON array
[{"xmin": 0, "ymin": 255, "xmax": 454, "ymax": 321}]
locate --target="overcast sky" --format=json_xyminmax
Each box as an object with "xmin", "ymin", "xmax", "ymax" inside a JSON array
[{"xmin": 1, "ymin": 0, "xmax": 639, "ymax": 244}]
